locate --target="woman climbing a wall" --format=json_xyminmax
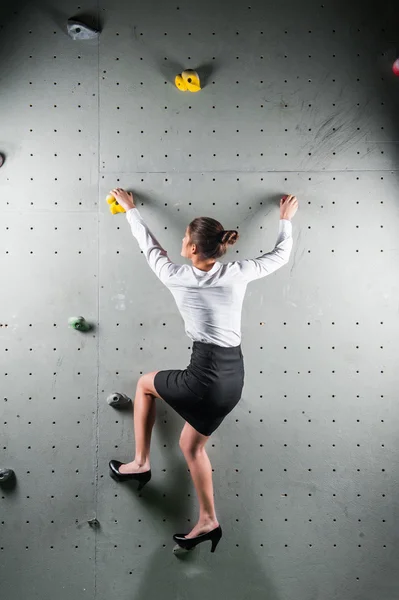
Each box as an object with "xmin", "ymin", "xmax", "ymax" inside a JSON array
[{"xmin": 108, "ymin": 187, "xmax": 298, "ymax": 553}]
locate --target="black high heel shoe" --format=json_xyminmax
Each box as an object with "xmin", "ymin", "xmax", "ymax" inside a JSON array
[
  {"xmin": 173, "ymin": 525, "xmax": 222, "ymax": 553},
  {"xmin": 109, "ymin": 460, "xmax": 151, "ymax": 491}
]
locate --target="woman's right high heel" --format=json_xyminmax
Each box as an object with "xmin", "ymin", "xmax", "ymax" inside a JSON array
[
  {"xmin": 173, "ymin": 525, "xmax": 222, "ymax": 553},
  {"xmin": 109, "ymin": 460, "xmax": 151, "ymax": 491}
]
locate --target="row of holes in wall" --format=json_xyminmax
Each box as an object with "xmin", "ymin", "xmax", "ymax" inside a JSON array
[
  {"xmin": 0, "ymin": 546, "xmax": 392, "ymax": 553},
  {"xmin": 0, "ymin": 214, "xmax": 390, "ymax": 239},
  {"xmin": 25, "ymin": 101, "xmax": 388, "ymax": 108},
  {"xmin": 0, "ymin": 367, "xmax": 391, "ymax": 377},
  {"xmin": 0, "ymin": 242, "xmax": 389, "ymax": 256},
  {"xmin": 1, "ymin": 214, "xmax": 389, "ymax": 254},
  {"xmin": 0, "ymin": 321, "xmax": 384, "ymax": 327},
  {"xmin": 15, "ymin": 147, "xmax": 390, "ymax": 159},
  {"xmin": 17, "ymin": 4, "xmax": 396, "ymax": 17},
  {"xmin": 3, "ymin": 182, "xmax": 390, "ymax": 201},
  {"xmin": 30, "ymin": 25, "xmax": 387, "ymax": 34},
  {"xmin": 0, "ymin": 539, "xmax": 392, "ymax": 556},
  {"xmin": 1, "ymin": 418, "xmax": 390, "ymax": 429},
  {"xmin": 11, "ymin": 152, "xmax": 390, "ymax": 164},
  {"xmin": 26, "ymin": 69, "xmax": 386, "ymax": 77},
  {"xmin": 1, "ymin": 342, "xmax": 391, "ymax": 351}
]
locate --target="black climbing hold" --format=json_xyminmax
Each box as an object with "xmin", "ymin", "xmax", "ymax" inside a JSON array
[
  {"xmin": 88, "ymin": 518, "xmax": 100, "ymax": 528},
  {"xmin": 0, "ymin": 469, "xmax": 15, "ymax": 484}
]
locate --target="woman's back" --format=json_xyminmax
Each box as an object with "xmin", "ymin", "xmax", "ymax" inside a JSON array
[{"xmin": 126, "ymin": 207, "xmax": 293, "ymax": 347}]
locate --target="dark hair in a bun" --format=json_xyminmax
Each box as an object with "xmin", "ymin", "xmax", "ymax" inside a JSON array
[
  {"xmin": 220, "ymin": 230, "xmax": 239, "ymax": 246},
  {"xmin": 188, "ymin": 217, "xmax": 240, "ymax": 260}
]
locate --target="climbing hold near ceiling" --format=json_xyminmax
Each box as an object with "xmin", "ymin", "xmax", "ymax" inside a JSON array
[
  {"xmin": 67, "ymin": 18, "xmax": 100, "ymax": 40},
  {"xmin": 175, "ymin": 69, "xmax": 201, "ymax": 92}
]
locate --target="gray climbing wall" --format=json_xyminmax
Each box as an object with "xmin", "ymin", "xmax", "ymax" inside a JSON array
[{"xmin": 1, "ymin": 0, "xmax": 399, "ymax": 598}]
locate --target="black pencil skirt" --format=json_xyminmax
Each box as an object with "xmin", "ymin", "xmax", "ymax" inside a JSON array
[{"xmin": 153, "ymin": 341, "xmax": 245, "ymax": 436}]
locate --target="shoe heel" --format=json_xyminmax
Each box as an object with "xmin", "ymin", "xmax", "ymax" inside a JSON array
[
  {"xmin": 137, "ymin": 470, "xmax": 151, "ymax": 491},
  {"xmin": 210, "ymin": 527, "xmax": 222, "ymax": 553},
  {"xmin": 137, "ymin": 479, "xmax": 148, "ymax": 492},
  {"xmin": 211, "ymin": 537, "xmax": 221, "ymax": 553}
]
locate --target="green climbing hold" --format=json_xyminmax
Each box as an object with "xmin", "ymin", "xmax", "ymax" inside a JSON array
[{"xmin": 68, "ymin": 316, "xmax": 92, "ymax": 332}]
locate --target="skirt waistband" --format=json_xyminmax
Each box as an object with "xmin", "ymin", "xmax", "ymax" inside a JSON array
[
  {"xmin": 193, "ymin": 342, "xmax": 241, "ymax": 350},
  {"xmin": 193, "ymin": 341, "xmax": 241, "ymax": 351}
]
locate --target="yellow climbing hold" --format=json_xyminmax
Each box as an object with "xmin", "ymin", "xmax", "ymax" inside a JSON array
[
  {"xmin": 175, "ymin": 74, "xmax": 187, "ymax": 91},
  {"xmin": 106, "ymin": 193, "xmax": 125, "ymax": 214},
  {"xmin": 175, "ymin": 69, "xmax": 201, "ymax": 92}
]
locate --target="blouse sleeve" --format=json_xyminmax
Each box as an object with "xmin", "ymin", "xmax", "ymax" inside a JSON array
[
  {"xmin": 125, "ymin": 208, "xmax": 181, "ymax": 285},
  {"xmin": 232, "ymin": 219, "xmax": 293, "ymax": 282}
]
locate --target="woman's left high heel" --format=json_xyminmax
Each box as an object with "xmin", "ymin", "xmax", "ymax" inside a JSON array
[
  {"xmin": 173, "ymin": 525, "xmax": 222, "ymax": 553},
  {"xmin": 109, "ymin": 460, "xmax": 151, "ymax": 491}
]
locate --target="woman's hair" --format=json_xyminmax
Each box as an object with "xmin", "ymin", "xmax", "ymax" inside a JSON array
[{"xmin": 188, "ymin": 217, "xmax": 240, "ymax": 260}]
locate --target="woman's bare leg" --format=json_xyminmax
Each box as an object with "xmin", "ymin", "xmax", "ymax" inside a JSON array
[
  {"xmin": 133, "ymin": 386, "xmax": 156, "ymax": 468},
  {"xmin": 179, "ymin": 422, "xmax": 219, "ymax": 537},
  {"xmin": 119, "ymin": 372, "xmax": 159, "ymax": 474}
]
